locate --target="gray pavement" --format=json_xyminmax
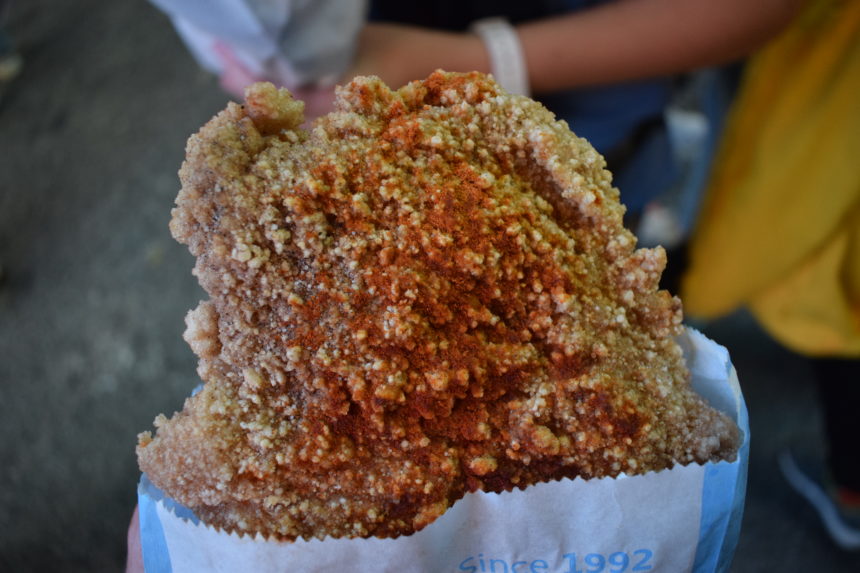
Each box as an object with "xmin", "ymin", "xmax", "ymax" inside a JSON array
[{"xmin": 1, "ymin": 1, "xmax": 858, "ymax": 571}]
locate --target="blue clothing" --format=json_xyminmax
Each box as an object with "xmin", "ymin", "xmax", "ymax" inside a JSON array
[{"xmin": 371, "ymin": 0, "xmax": 679, "ymax": 214}]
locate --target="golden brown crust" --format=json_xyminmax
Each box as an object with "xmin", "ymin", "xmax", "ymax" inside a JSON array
[{"xmin": 138, "ymin": 71, "xmax": 739, "ymax": 541}]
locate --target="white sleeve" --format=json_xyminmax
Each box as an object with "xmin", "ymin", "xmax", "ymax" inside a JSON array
[{"xmin": 148, "ymin": 0, "xmax": 367, "ymax": 86}]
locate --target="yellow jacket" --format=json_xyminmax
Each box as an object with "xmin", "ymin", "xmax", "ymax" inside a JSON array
[{"xmin": 682, "ymin": 0, "xmax": 860, "ymax": 357}]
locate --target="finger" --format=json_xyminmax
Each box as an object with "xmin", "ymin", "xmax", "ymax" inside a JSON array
[
  {"xmin": 213, "ymin": 41, "xmax": 261, "ymax": 99},
  {"xmin": 126, "ymin": 505, "xmax": 144, "ymax": 573},
  {"xmin": 290, "ymin": 86, "xmax": 337, "ymax": 124}
]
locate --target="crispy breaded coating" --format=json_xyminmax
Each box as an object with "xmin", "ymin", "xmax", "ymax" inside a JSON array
[{"xmin": 137, "ymin": 72, "xmax": 739, "ymax": 541}]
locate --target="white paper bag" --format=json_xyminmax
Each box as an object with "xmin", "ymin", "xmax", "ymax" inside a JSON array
[{"xmin": 138, "ymin": 328, "xmax": 749, "ymax": 572}]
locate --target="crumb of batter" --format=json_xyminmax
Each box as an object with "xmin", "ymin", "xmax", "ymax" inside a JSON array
[{"xmin": 137, "ymin": 71, "xmax": 740, "ymax": 541}]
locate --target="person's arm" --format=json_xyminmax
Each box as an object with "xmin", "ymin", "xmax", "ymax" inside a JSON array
[
  {"xmin": 218, "ymin": 0, "xmax": 800, "ymax": 117},
  {"xmin": 351, "ymin": 0, "xmax": 801, "ymax": 93},
  {"xmin": 519, "ymin": 0, "xmax": 802, "ymax": 93}
]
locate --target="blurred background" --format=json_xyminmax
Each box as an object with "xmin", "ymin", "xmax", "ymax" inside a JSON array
[{"xmin": 0, "ymin": 0, "xmax": 858, "ymax": 571}]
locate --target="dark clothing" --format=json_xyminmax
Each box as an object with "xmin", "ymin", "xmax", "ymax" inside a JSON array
[{"xmin": 813, "ymin": 358, "xmax": 860, "ymax": 492}]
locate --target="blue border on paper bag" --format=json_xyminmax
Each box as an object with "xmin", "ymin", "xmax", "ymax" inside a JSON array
[
  {"xmin": 138, "ymin": 475, "xmax": 173, "ymax": 573},
  {"xmin": 138, "ymin": 474, "xmax": 202, "ymax": 572},
  {"xmin": 692, "ymin": 373, "xmax": 750, "ymax": 573},
  {"xmin": 137, "ymin": 385, "xmax": 205, "ymax": 572}
]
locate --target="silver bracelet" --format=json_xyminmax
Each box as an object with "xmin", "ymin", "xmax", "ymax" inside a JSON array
[{"xmin": 470, "ymin": 17, "xmax": 530, "ymax": 97}]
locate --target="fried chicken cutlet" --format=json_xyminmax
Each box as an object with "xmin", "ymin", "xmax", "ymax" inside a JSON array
[{"xmin": 137, "ymin": 71, "xmax": 740, "ymax": 541}]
